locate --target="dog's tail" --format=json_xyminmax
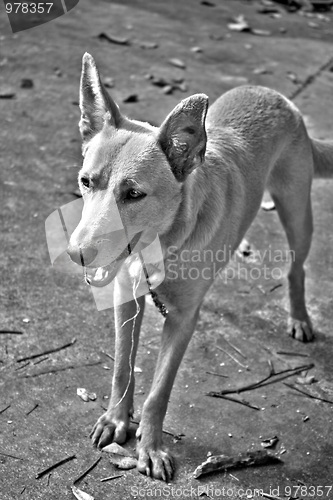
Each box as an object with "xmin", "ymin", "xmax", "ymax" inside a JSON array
[{"xmin": 311, "ymin": 138, "xmax": 333, "ymax": 178}]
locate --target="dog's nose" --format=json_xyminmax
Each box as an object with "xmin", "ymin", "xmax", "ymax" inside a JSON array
[{"xmin": 67, "ymin": 243, "xmax": 98, "ymax": 267}]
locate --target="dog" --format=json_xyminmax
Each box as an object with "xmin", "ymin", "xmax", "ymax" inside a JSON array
[{"xmin": 67, "ymin": 53, "xmax": 333, "ymax": 481}]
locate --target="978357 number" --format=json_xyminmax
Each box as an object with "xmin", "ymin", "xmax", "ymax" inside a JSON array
[
  {"xmin": 5, "ymin": 3, "xmax": 53, "ymax": 14},
  {"xmin": 285, "ymin": 485, "xmax": 332, "ymax": 497}
]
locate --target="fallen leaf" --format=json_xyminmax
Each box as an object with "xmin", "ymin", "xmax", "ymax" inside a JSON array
[
  {"xmin": 261, "ymin": 436, "xmax": 279, "ymax": 449},
  {"xmin": 296, "ymin": 375, "xmax": 315, "ymax": 385},
  {"xmin": 168, "ymin": 58, "xmax": 186, "ymax": 69},
  {"xmin": 97, "ymin": 32, "xmax": 130, "ymax": 45},
  {"xmin": 151, "ymin": 76, "xmax": 170, "ymax": 87},
  {"xmin": 102, "ymin": 443, "xmax": 135, "ymax": 457},
  {"xmin": 71, "ymin": 485, "xmax": 94, "ymax": 500},
  {"xmin": 0, "ymin": 89, "xmax": 15, "ymax": 99},
  {"xmin": 286, "ymin": 71, "xmax": 300, "ymax": 84},
  {"xmin": 162, "ymin": 85, "xmax": 174, "ymax": 95},
  {"xmin": 77, "ymin": 388, "xmax": 94, "ymax": 402},
  {"xmin": 174, "ymin": 82, "xmax": 188, "ymax": 92},
  {"xmin": 227, "ymin": 15, "xmax": 250, "ymax": 32}
]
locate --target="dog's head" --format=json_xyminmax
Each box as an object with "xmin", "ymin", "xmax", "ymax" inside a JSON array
[{"xmin": 67, "ymin": 53, "xmax": 208, "ymax": 287}]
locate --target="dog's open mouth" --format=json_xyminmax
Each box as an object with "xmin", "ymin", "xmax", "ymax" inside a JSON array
[
  {"xmin": 84, "ymin": 260, "xmax": 121, "ymax": 288},
  {"xmin": 83, "ymin": 231, "xmax": 143, "ymax": 288}
]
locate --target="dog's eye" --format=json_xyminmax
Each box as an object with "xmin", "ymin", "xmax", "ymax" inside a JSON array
[
  {"xmin": 80, "ymin": 176, "xmax": 90, "ymax": 189},
  {"xmin": 127, "ymin": 189, "xmax": 146, "ymax": 200}
]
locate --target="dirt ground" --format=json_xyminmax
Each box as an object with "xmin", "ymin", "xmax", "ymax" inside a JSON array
[{"xmin": 1, "ymin": 0, "xmax": 333, "ymax": 499}]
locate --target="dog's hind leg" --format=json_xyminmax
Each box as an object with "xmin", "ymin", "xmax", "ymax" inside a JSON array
[
  {"xmin": 268, "ymin": 154, "xmax": 314, "ymax": 342},
  {"xmin": 90, "ymin": 292, "xmax": 145, "ymax": 449}
]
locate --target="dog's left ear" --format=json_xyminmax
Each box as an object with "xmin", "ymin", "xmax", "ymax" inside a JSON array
[
  {"xmin": 79, "ymin": 53, "xmax": 121, "ymax": 145},
  {"xmin": 158, "ymin": 94, "xmax": 208, "ymax": 181}
]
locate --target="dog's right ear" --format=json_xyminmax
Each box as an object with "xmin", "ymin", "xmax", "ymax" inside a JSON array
[{"xmin": 79, "ymin": 53, "xmax": 121, "ymax": 145}]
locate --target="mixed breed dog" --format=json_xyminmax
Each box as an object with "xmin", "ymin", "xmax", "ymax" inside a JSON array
[{"xmin": 66, "ymin": 53, "xmax": 333, "ymax": 480}]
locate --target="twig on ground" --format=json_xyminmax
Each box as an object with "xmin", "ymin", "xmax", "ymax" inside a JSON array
[
  {"xmin": 269, "ymin": 284, "xmax": 282, "ymax": 293},
  {"xmin": 100, "ymin": 474, "xmax": 124, "ymax": 482},
  {"xmin": 0, "ymin": 330, "xmax": 23, "ymax": 335},
  {"xmin": 206, "ymin": 371, "xmax": 229, "ymax": 378},
  {"xmin": 213, "ymin": 363, "xmax": 314, "ymax": 396},
  {"xmin": 33, "ymin": 356, "xmax": 49, "ymax": 365},
  {"xmin": 73, "ymin": 456, "xmax": 102, "ymax": 485},
  {"xmin": 18, "ymin": 360, "xmax": 101, "ymax": 378},
  {"xmin": 193, "ymin": 449, "xmax": 280, "ymax": 478},
  {"xmin": 261, "ymin": 493, "xmax": 283, "ymax": 500},
  {"xmin": 0, "ymin": 404, "xmax": 11, "ymax": 414},
  {"xmin": 26, "ymin": 403, "xmax": 39, "ymax": 416},
  {"xmin": 17, "ymin": 337, "xmax": 77, "ymax": 362},
  {"xmin": 35, "ymin": 454, "xmax": 76, "ymax": 479},
  {"xmin": 216, "ymin": 345, "xmax": 250, "ymax": 370},
  {"xmin": 0, "ymin": 451, "xmax": 24, "ymax": 460},
  {"xmin": 206, "ymin": 392, "xmax": 260, "ymax": 410},
  {"xmin": 15, "ymin": 361, "xmax": 30, "ymax": 371},
  {"xmin": 284, "ymin": 383, "xmax": 333, "ymax": 405},
  {"xmin": 276, "ymin": 351, "xmax": 309, "ymax": 357},
  {"xmin": 223, "ymin": 339, "xmax": 247, "ymax": 359},
  {"xmin": 100, "ymin": 350, "xmax": 115, "ymax": 361}
]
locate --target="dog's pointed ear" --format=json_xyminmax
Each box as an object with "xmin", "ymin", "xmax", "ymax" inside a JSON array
[
  {"xmin": 79, "ymin": 53, "xmax": 121, "ymax": 144},
  {"xmin": 158, "ymin": 94, "xmax": 208, "ymax": 181}
]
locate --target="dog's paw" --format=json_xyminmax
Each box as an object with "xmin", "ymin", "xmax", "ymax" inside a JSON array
[
  {"xmin": 137, "ymin": 444, "xmax": 174, "ymax": 482},
  {"xmin": 90, "ymin": 411, "xmax": 129, "ymax": 449},
  {"xmin": 288, "ymin": 317, "xmax": 314, "ymax": 342}
]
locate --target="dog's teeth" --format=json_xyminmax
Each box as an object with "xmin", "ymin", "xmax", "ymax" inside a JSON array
[{"xmin": 94, "ymin": 267, "xmax": 105, "ymax": 281}]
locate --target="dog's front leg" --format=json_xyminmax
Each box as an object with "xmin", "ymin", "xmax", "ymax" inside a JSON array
[
  {"xmin": 136, "ymin": 306, "xmax": 200, "ymax": 481},
  {"xmin": 90, "ymin": 293, "xmax": 145, "ymax": 449}
]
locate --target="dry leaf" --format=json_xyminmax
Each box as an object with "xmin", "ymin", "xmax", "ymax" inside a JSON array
[
  {"xmin": 227, "ymin": 15, "xmax": 250, "ymax": 32},
  {"xmin": 97, "ymin": 32, "xmax": 130, "ymax": 45},
  {"xmin": 296, "ymin": 375, "xmax": 315, "ymax": 385},
  {"xmin": 71, "ymin": 485, "xmax": 94, "ymax": 500},
  {"xmin": 102, "ymin": 443, "xmax": 135, "ymax": 457},
  {"xmin": 261, "ymin": 436, "xmax": 279, "ymax": 449},
  {"xmin": 168, "ymin": 58, "xmax": 186, "ymax": 69}
]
